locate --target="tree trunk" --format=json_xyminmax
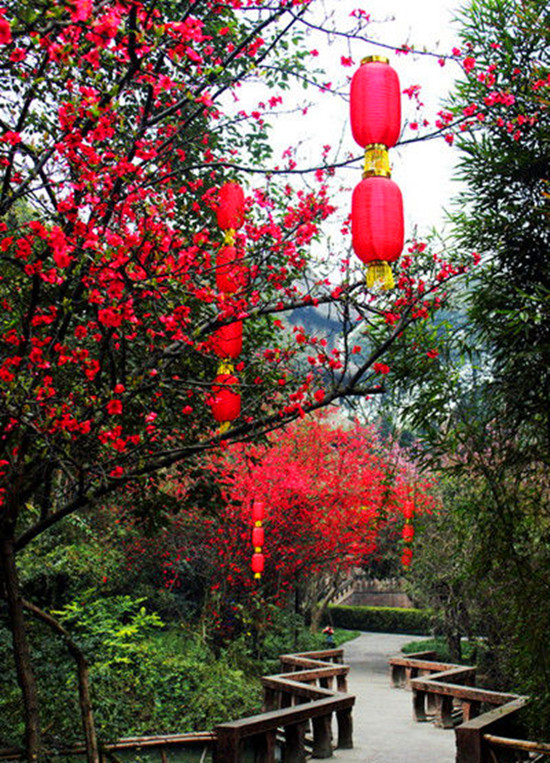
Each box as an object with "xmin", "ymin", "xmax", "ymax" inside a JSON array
[
  {"xmin": 0, "ymin": 537, "xmax": 43, "ymax": 761},
  {"xmin": 445, "ymin": 628, "xmax": 462, "ymax": 663},
  {"xmin": 310, "ymin": 581, "xmax": 339, "ymax": 633},
  {"xmin": 22, "ymin": 599, "xmax": 100, "ymax": 763}
]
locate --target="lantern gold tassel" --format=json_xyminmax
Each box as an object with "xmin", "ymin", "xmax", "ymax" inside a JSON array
[
  {"xmin": 363, "ymin": 144, "xmax": 391, "ymax": 178},
  {"xmin": 224, "ymin": 228, "xmax": 236, "ymax": 246},
  {"xmin": 217, "ymin": 360, "xmax": 234, "ymax": 375},
  {"xmin": 367, "ymin": 261, "xmax": 395, "ymax": 290},
  {"xmin": 219, "ymin": 421, "xmax": 231, "ymax": 434},
  {"xmin": 254, "ymin": 573, "xmax": 261, "ymax": 579}
]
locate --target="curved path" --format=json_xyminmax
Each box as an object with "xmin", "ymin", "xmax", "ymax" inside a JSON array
[{"xmin": 333, "ymin": 632, "xmax": 456, "ymax": 763}]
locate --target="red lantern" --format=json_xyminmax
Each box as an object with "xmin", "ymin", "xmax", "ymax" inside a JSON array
[
  {"xmin": 216, "ymin": 246, "xmax": 246, "ymax": 294},
  {"xmin": 212, "ymin": 321, "xmax": 243, "ymax": 360},
  {"xmin": 216, "ymin": 182, "xmax": 245, "ymax": 231},
  {"xmin": 350, "ymin": 56, "xmax": 401, "ymax": 149},
  {"xmin": 251, "ymin": 552, "xmax": 265, "ymax": 576},
  {"xmin": 252, "ymin": 500, "xmax": 265, "ymax": 523},
  {"xmin": 210, "ymin": 373, "xmax": 241, "ymax": 423},
  {"xmin": 252, "ymin": 525, "xmax": 265, "ymax": 550},
  {"xmin": 402, "ymin": 524, "xmax": 415, "ymax": 542},
  {"xmin": 403, "ymin": 500, "xmax": 414, "ymax": 520},
  {"xmin": 351, "ymin": 175, "xmax": 404, "ymax": 289},
  {"xmin": 401, "ymin": 547, "xmax": 413, "ymax": 568}
]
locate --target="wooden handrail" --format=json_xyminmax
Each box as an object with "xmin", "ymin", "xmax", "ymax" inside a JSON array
[
  {"xmin": 483, "ymin": 733, "xmax": 550, "ymax": 755},
  {"xmin": 411, "ymin": 678, "xmax": 516, "ymax": 705},
  {"xmin": 0, "ymin": 732, "xmax": 215, "ymax": 761},
  {"xmin": 213, "ymin": 647, "xmax": 355, "ymax": 762},
  {"xmin": 390, "ymin": 652, "xmax": 539, "ymax": 763}
]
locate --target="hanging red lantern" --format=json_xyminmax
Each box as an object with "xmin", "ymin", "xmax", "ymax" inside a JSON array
[
  {"xmin": 352, "ymin": 175, "xmax": 404, "ymax": 289},
  {"xmin": 216, "ymin": 246, "xmax": 246, "ymax": 294},
  {"xmin": 252, "ymin": 525, "xmax": 265, "ymax": 549},
  {"xmin": 403, "ymin": 500, "xmax": 414, "ymax": 520},
  {"xmin": 210, "ymin": 373, "xmax": 241, "ymax": 424},
  {"xmin": 212, "ymin": 321, "xmax": 243, "ymax": 360},
  {"xmin": 252, "ymin": 500, "xmax": 265, "ymax": 523},
  {"xmin": 401, "ymin": 547, "xmax": 413, "ymax": 568},
  {"xmin": 251, "ymin": 552, "xmax": 265, "ymax": 577},
  {"xmin": 402, "ymin": 524, "xmax": 415, "ymax": 542},
  {"xmin": 216, "ymin": 182, "xmax": 245, "ymax": 233},
  {"xmin": 350, "ymin": 56, "xmax": 401, "ymax": 150}
]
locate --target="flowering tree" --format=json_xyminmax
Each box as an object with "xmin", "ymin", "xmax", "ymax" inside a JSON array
[
  {"xmin": 0, "ymin": 0, "xmax": 481, "ymax": 758},
  {"xmin": 123, "ymin": 414, "xmax": 435, "ymax": 643}
]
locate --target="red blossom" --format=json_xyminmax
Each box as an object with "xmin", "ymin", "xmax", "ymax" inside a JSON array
[{"xmin": 106, "ymin": 399, "xmax": 123, "ymax": 415}]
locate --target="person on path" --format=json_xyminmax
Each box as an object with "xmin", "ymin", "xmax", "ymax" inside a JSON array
[{"xmin": 323, "ymin": 625, "xmax": 335, "ymax": 648}]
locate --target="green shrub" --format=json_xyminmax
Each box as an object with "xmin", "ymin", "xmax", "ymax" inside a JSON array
[
  {"xmin": 401, "ymin": 636, "xmax": 480, "ymax": 664},
  {"xmin": 327, "ymin": 605, "xmax": 432, "ymax": 635},
  {"xmin": 0, "ymin": 594, "xmax": 262, "ymax": 748}
]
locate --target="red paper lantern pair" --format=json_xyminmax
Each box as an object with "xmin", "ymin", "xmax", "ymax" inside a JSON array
[{"xmin": 350, "ymin": 56, "xmax": 404, "ymax": 290}]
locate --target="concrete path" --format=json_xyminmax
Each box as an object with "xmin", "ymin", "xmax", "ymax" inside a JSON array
[{"xmin": 332, "ymin": 632, "xmax": 456, "ymax": 763}]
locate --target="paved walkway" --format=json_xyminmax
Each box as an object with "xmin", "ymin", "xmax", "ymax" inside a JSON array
[{"xmin": 332, "ymin": 632, "xmax": 456, "ymax": 763}]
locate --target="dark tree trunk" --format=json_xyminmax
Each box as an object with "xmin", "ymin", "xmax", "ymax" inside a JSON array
[
  {"xmin": 22, "ymin": 600, "xmax": 100, "ymax": 763},
  {"xmin": 445, "ymin": 628, "xmax": 462, "ymax": 663},
  {"xmin": 0, "ymin": 536, "xmax": 43, "ymax": 761},
  {"xmin": 310, "ymin": 586, "xmax": 336, "ymax": 633}
]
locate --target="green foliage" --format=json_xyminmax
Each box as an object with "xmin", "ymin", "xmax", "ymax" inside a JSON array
[
  {"xmin": 380, "ymin": 0, "xmax": 550, "ymax": 738},
  {"xmin": 450, "ymin": 0, "xmax": 550, "ymax": 445},
  {"xmin": 0, "ymin": 596, "xmax": 262, "ymax": 748},
  {"xmin": 258, "ymin": 608, "xmax": 358, "ymax": 674},
  {"xmin": 401, "ymin": 636, "xmax": 480, "ymax": 665},
  {"xmin": 327, "ymin": 605, "xmax": 432, "ymax": 635},
  {"xmin": 53, "ymin": 592, "xmax": 165, "ymax": 666}
]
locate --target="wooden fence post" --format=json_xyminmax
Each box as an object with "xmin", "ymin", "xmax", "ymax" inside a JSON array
[
  {"xmin": 336, "ymin": 707, "xmax": 353, "ymax": 749},
  {"xmin": 311, "ymin": 714, "xmax": 332, "ymax": 758},
  {"xmin": 251, "ymin": 729, "xmax": 277, "ymax": 763},
  {"xmin": 283, "ymin": 722, "xmax": 307, "ymax": 763},
  {"xmin": 412, "ymin": 689, "xmax": 428, "ymax": 722},
  {"xmin": 213, "ymin": 727, "xmax": 241, "ymax": 763},
  {"xmin": 336, "ymin": 674, "xmax": 348, "ymax": 693},
  {"xmin": 434, "ymin": 695, "xmax": 454, "ymax": 729}
]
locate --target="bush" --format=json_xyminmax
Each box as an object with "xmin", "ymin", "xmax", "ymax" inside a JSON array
[
  {"xmin": 256, "ymin": 609, "xmax": 360, "ymax": 675},
  {"xmin": 327, "ymin": 605, "xmax": 432, "ymax": 635},
  {"xmin": 0, "ymin": 594, "xmax": 263, "ymax": 748},
  {"xmin": 401, "ymin": 636, "xmax": 480, "ymax": 664}
]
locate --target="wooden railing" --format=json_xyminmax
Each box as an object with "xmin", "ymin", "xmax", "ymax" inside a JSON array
[
  {"xmin": 0, "ymin": 732, "xmax": 215, "ymax": 762},
  {"xmin": 389, "ymin": 651, "xmax": 550, "ymax": 763},
  {"xmin": 213, "ymin": 648, "xmax": 354, "ymax": 762},
  {"xmin": 1, "ymin": 648, "xmax": 354, "ymax": 762}
]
